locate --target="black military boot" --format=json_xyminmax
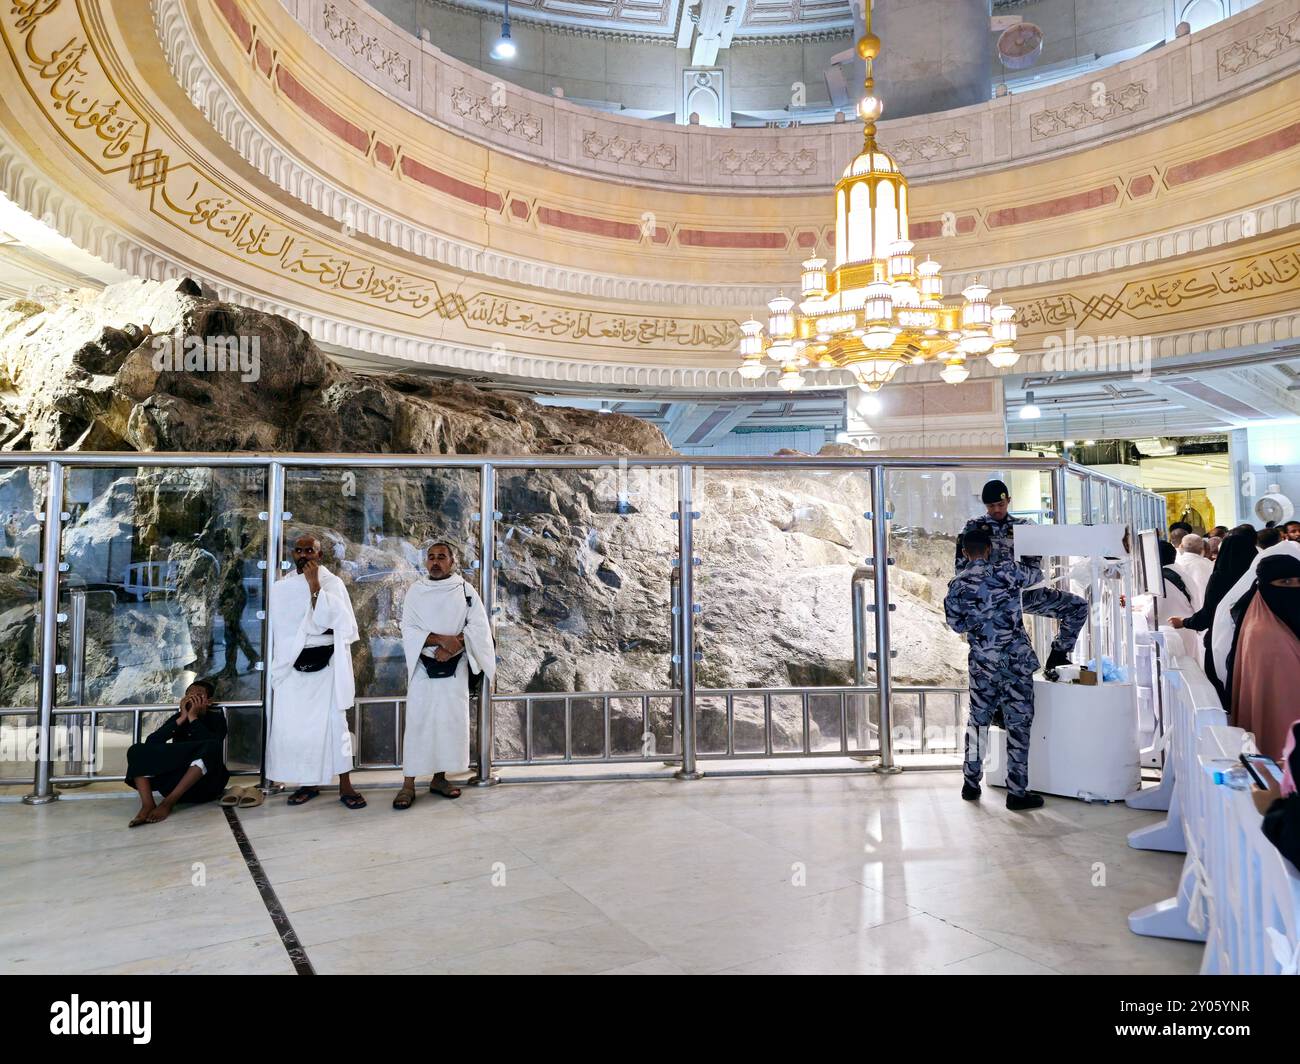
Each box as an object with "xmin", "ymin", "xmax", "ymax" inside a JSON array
[
  {"xmin": 1006, "ymin": 791, "xmax": 1045, "ymax": 811},
  {"xmin": 961, "ymin": 781, "xmax": 981, "ymax": 801}
]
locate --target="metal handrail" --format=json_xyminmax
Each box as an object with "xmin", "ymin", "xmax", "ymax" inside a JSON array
[{"xmin": 2, "ymin": 451, "xmax": 1094, "ymax": 470}]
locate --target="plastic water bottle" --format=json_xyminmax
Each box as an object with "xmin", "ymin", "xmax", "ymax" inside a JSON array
[{"xmin": 1212, "ymin": 765, "xmax": 1251, "ymax": 790}]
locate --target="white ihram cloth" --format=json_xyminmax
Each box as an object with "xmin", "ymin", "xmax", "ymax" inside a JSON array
[
  {"xmin": 266, "ymin": 568, "xmax": 359, "ymax": 786},
  {"xmin": 1174, "ymin": 551, "xmax": 1214, "ymax": 611},
  {"xmin": 400, "ymin": 575, "xmax": 495, "ymax": 777}
]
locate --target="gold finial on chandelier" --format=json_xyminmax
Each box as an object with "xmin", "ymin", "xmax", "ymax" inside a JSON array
[{"xmin": 856, "ymin": 1, "xmax": 884, "ymax": 142}]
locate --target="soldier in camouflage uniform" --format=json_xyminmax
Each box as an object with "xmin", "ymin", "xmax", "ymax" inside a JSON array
[
  {"xmin": 944, "ymin": 526, "xmax": 1045, "ymax": 810},
  {"xmin": 955, "ymin": 479, "xmax": 1088, "ymax": 676}
]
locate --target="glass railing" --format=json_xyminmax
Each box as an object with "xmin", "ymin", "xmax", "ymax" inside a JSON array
[{"xmin": 0, "ymin": 453, "xmax": 1165, "ymax": 798}]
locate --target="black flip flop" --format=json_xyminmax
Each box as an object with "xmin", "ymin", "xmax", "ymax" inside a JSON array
[
  {"xmin": 287, "ymin": 787, "xmax": 320, "ymax": 806},
  {"xmin": 339, "ymin": 792, "xmax": 367, "ymax": 810}
]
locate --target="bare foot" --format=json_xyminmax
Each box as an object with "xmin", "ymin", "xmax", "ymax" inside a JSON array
[
  {"xmin": 145, "ymin": 802, "xmax": 174, "ymax": 823},
  {"xmin": 128, "ymin": 806, "xmax": 154, "ymax": 828}
]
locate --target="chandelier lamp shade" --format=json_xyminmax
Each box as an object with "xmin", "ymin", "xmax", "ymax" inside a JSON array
[{"xmin": 739, "ymin": 15, "xmax": 1018, "ymax": 392}]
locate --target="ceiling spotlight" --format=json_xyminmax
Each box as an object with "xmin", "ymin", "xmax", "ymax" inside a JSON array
[
  {"xmin": 490, "ymin": 0, "xmax": 516, "ymax": 60},
  {"xmin": 1019, "ymin": 390, "xmax": 1041, "ymax": 420}
]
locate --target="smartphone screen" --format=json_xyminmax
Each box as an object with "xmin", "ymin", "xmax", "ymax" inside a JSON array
[{"xmin": 1243, "ymin": 754, "xmax": 1284, "ymax": 786}]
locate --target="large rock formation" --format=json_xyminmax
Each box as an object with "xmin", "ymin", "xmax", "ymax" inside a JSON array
[{"xmin": 0, "ymin": 280, "xmax": 967, "ymax": 761}]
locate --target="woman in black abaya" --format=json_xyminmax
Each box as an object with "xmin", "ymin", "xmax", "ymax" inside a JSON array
[{"xmin": 1170, "ymin": 529, "xmax": 1258, "ymax": 706}]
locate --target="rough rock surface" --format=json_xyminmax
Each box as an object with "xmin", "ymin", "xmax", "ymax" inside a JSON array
[{"xmin": 0, "ymin": 280, "xmax": 968, "ymax": 759}]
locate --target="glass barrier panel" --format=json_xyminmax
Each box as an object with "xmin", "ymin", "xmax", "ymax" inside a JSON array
[
  {"xmin": 885, "ymin": 466, "xmax": 1051, "ymax": 761},
  {"xmin": 0, "ymin": 466, "xmax": 44, "ymax": 711},
  {"xmin": 571, "ymin": 697, "xmax": 604, "ymax": 759},
  {"xmin": 697, "ymin": 694, "xmax": 730, "ymax": 756},
  {"xmin": 695, "ymin": 466, "xmax": 872, "ymax": 691},
  {"xmin": 809, "ymin": 691, "xmax": 845, "ymax": 753},
  {"xmin": 0, "ymin": 712, "xmax": 37, "ymax": 784},
  {"xmin": 354, "ymin": 700, "xmax": 399, "ymax": 767},
  {"xmin": 57, "ymin": 466, "xmax": 267, "ymax": 708},
  {"xmin": 224, "ymin": 704, "xmax": 264, "ymax": 773},
  {"xmin": 529, "ymin": 698, "xmax": 566, "ymax": 760},
  {"xmin": 492, "ymin": 465, "xmax": 677, "ymax": 763},
  {"xmin": 608, "ymin": 696, "xmax": 648, "ymax": 758},
  {"xmin": 282, "ymin": 465, "xmax": 481, "ymax": 705},
  {"xmin": 771, "ymin": 693, "xmax": 803, "ymax": 753},
  {"xmin": 648, "ymin": 696, "xmax": 679, "ymax": 759},
  {"xmin": 1066, "ymin": 471, "xmax": 1085, "ymax": 525},
  {"xmin": 1086, "ymin": 477, "xmax": 1102, "ymax": 524},
  {"xmin": 491, "ymin": 699, "xmax": 524, "ymax": 762}
]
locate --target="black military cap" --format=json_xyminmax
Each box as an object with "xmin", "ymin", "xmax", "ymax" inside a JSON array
[{"xmin": 981, "ymin": 479, "xmax": 1010, "ymax": 504}]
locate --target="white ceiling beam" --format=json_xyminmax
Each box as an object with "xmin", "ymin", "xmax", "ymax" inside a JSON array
[
  {"xmin": 687, "ymin": 402, "xmax": 764, "ymax": 446},
  {"xmin": 675, "ymin": 0, "xmax": 695, "ymax": 48},
  {"xmin": 691, "ymin": 0, "xmax": 733, "ymax": 66},
  {"xmin": 1195, "ymin": 363, "xmax": 1300, "ymax": 418}
]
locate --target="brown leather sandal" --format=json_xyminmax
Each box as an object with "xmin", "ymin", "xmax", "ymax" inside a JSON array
[{"xmin": 392, "ymin": 787, "xmax": 416, "ymax": 811}]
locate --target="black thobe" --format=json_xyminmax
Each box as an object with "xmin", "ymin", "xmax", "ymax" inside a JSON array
[{"xmin": 124, "ymin": 710, "xmax": 230, "ymax": 803}]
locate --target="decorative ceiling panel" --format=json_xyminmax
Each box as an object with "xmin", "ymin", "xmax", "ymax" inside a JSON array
[
  {"xmin": 433, "ymin": 0, "xmax": 680, "ymax": 36},
  {"xmin": 738, "ymin": 0, "xmax": 854, "ymax": 35}
]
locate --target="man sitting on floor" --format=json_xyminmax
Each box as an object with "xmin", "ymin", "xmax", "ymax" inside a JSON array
[{"xmin": 124, "ymin": 679, "xmax": 230, "ymax": 827}]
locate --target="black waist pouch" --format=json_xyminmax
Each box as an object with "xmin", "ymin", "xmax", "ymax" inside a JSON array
[
  {"xmin": 293, "ymin": 631, "xmax": 335, "ymax": 672},
  {"xmin": 421, "ymin": 651, "xmax": 463, "ymax": 679}
]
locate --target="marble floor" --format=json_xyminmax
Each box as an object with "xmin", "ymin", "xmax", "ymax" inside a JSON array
[{"xmin": 0, "ymin": 772, "xmax": 1204, "ymax": 975}]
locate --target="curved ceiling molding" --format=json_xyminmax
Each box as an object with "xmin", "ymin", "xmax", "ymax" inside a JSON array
[
  {"xmin": 285, "ymin": 0, "xmax": 1300, "ymax": 191},
  {"xmin": 165, "ymin": 0, "xmax": 1300, "ymax": 303},
  {"xmin": 154, "ymin": 0, "xmax": 773, "ymax": 308}
]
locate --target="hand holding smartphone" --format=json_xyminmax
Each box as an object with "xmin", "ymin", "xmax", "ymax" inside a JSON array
[{"xmin": 1240, "ymin": 753, "xmax": 1283, "ymax": 789}]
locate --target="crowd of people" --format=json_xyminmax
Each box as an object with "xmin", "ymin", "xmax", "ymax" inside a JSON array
[
  {"xmin": 125, "ymin": 535, "xmax": 495, "ymax": 825},
  {"xmin": 1162, "ymin": 517, "xmax": 1300, "ymax": 869},
  {"xmin": 121, "ymin": 498, "xmax": 1300, "ymax": 873}
]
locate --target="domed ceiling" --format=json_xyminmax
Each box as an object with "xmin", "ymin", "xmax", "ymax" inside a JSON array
[{"xmin": 431, "ymin": 0, "xmax": 859, "ymax": 39}]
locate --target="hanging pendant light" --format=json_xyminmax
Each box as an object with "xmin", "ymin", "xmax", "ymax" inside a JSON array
[
  {"xmin": 735, "ymin": 9, "xmax": 1015, "ymax": 394},
  {"xmin": 490, "ymin": 0, "xmax": 516, "ymax": 60}
]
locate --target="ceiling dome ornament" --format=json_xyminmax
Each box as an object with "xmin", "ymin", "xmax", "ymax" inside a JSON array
[{"xmin": 740, "ymin": 4, "xmax": 1017, "ymax": 393}]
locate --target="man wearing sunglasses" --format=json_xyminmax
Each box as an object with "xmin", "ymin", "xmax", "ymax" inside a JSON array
[{"xmin": 265, "ymin": 534, "xmax": 366, "ymax": 809}]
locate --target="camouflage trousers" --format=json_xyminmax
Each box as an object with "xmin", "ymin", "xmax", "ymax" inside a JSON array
[
  {"xmin": 1022, "ymin": 585, "xmax": 1088, "ymax": 656},
  {"xmin": 964, "ymin": 631, "xmax": 1037, "ymax": 796}
]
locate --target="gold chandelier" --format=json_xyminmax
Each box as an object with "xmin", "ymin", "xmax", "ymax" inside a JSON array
[{"xmin": 738, "ymin": 14, "xmax": 1019, "ymax": 392}]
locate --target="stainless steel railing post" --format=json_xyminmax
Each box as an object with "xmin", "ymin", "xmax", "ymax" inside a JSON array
[
  {"xmin": 471, "ymin": 463, "xmax": 500, "ymax": 785},
  {"xmin": 58, "ymin": 587, "xmax": 91, "ymax": 784},
  {"xmin": 664, "ymin": 568, "xmax": 683, "ymax": 764},
  {"xmin": 849, "ymin": 566, "xmax": 877, "ymax": 762},
  {"xmin": 674, "ymin": 464, "xmax": 702, "ymax": 780},
  {"xmin": 870, "ymin": 465, "xmax": 901, "ymax": 775},
  {"xmin": 24, "ymin": 460, "xmax": 64, "ymax": 805},
  {"xmin": 258, "ymin": 461, "xmax": 285, "ymax": 791}
]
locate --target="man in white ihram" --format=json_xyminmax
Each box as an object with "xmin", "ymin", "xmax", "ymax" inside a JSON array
[
  {"xmin": 266, "ymin": 534, "xmax": 367, "ymax": 810},
  {"xmin": 392, "ymin": 542, "xmax": 495, "ymax": 810},
  {"xmin": 1174, "ymin": 532, "xmax": 1215, "ymax": 611}
]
